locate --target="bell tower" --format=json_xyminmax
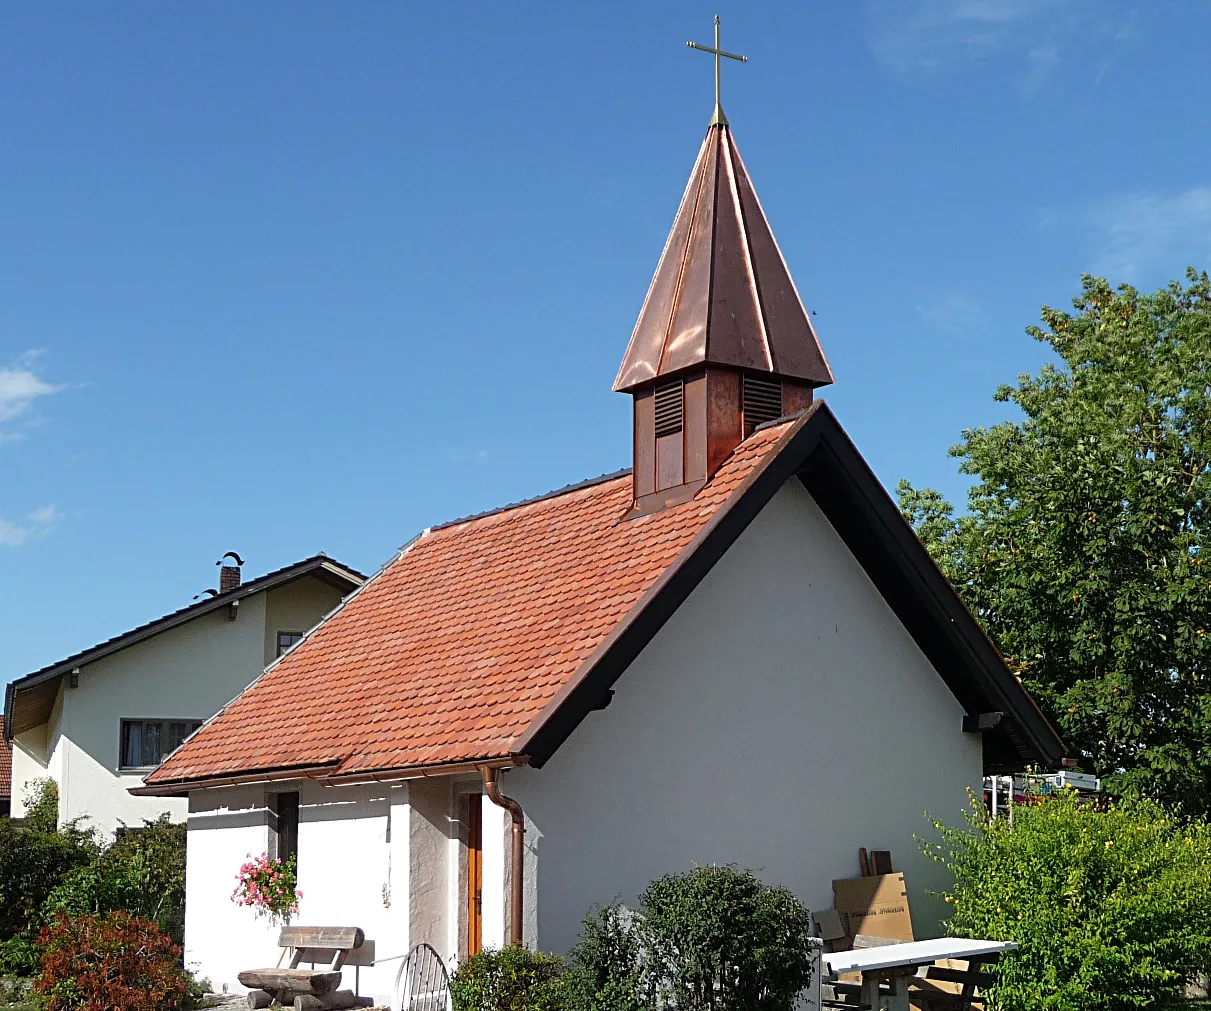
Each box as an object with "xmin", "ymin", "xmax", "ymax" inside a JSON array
[{"xmin": 615, "ymin": 111, "xmax": 833, "ymax": 514}]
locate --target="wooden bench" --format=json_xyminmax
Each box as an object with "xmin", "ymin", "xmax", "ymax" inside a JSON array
[{"xmin": 239, "ymin": 926, "xmax": 375, "ymax": 1010}]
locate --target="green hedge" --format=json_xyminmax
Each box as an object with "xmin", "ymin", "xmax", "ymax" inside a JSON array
[{"xmin": 928, "ymin": 791, "xmax": 1211, "ymax": 1011}]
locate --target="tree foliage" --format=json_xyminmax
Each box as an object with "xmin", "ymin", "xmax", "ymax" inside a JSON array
[
  {"xmin": 900, "ymin": 269, "xmax": 1211, "ymax": 812},
  {"xmin": 927, "ymin": 792, "xmax": 1211, "ymax": 1011}
]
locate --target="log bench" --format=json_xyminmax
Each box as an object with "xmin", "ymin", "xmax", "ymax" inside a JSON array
[{"xmin": 239, "ymin": 926, "xmax": 374, "ymax": 1010}]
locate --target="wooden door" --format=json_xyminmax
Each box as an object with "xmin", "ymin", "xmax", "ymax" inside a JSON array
[{"xmin": 467, "ymin": 794, "xmax": 482, "ymax": 956}]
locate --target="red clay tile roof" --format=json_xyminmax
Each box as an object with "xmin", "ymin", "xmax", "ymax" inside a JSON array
[
  {"xmin": 0, "ymin": 737, "xmax": 11, "ymax": 800},
  {"xmin": 144, "ymin": 419, "xmax": 799, "ymax": 789}
]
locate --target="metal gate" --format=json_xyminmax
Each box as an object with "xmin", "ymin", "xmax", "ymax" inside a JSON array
[{"xmin": 391, "ymin": 943, "xmax": 451, "ymax": 1011}]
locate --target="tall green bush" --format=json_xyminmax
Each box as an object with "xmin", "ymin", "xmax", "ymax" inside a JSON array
[
  {"xmin": 45, "ymin": 815, "xmax": 187, "ymax": 944},
  {"xmin": 927, "ymin": 791, "xmax": 1211, "ymax": 1011},
  {"xmin": 637, "ymin": 866, "xmax": 814, "ymax": 1011},
  {"xmin": 0, "ymin": 782, "xmax": 97, "ymax": 944},
  {"xmin": 565, "ymin": 905, "xmax": 650, "ymax": 1011}
]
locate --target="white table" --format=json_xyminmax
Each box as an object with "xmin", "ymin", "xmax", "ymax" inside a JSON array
[{"xmin": 823, "ymin": 938, "xmax": 1017, "ymax": 1011}]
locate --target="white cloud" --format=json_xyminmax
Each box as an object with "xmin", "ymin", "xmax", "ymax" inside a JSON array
[
  {"xmin": 0, "ymin": 351, "xmax": 63, "ymax": 432},
  {"xmin": 866, "ymin": 0, "xmax": 1130, "ymax": 81},
  {"xmin": 1088, "ymin": 187, "xmax": 1211, "ymax": 280},
  {"xmin": 916, "ymin": 294, "xmax": 987, "ymax": 335},
  {"xmin": 448, "ymin": 448, "xmax": 489, "ymax": 464},
  {"xmin": 0, "ymin": 505, "xmax": 60, "ymax": 547}
]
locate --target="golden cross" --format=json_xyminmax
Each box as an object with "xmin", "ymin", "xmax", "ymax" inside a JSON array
[{"xmin": 687, "ymin": 15, "xmax": 747, "ymax": 126}]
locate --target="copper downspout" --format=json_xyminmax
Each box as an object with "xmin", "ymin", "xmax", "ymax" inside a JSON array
[{"xmin": 481, "ymin": 766, "xmax": 524, "ymax": 946}]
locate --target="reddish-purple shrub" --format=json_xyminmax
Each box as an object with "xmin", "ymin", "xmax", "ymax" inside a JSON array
[{"xmin": 34, "ymin": 910, "xmax": 190, "ymax": 1011}]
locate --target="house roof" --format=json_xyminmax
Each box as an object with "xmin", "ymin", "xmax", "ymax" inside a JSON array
[
  {"xmin": 140, "ymin": 405, "xmax": 1063, "ymax": 796},
  {"xmin": 4, "ymin": 555, "xmax": 365, "ymax": 741},
  {"xmin": 614, "ymin": 120, "xmax": 834, "ymax": 393},
  {"xmin": 0, "ymin": 736, "xmax": 11, "ymax": 801}
]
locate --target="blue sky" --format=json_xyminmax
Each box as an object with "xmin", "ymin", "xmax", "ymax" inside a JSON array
[{"xmin": 4, "ymin": 1, "xmax": 1210, "ymax": 682}]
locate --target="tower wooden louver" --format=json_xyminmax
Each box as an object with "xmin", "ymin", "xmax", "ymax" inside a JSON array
[{"xmin": 615, "ymin": 120, "xmax": 834, "ymax": 513}]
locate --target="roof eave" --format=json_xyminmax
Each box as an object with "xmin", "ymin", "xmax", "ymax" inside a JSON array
[
  {"xmin": 4, "ymin": 556, "xmax": 365, "ymax": 743},
  {"xmin": 133, "ymin": 755, "xmax": 525, "ymax": 797}
]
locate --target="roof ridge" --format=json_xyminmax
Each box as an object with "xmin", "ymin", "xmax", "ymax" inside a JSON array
[
  {"xmin": 750, "ymin": 407, "xmax": 810, "ymax": 435},
  {"xmin": 431, "ymin": 469, "xmax": 633, "ymax": 531},
  {"xmin": 6, "ymin": 554, "xmax": 366, "ymax": 694}
]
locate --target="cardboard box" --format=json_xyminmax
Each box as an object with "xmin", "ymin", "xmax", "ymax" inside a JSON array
[
  {"xmin": 831, "ymin": 872, "xmax": 914, "ymax": 946},
  {"xmin": 813, "ymin": 908, "xmax": 847, "ymax": 942}
]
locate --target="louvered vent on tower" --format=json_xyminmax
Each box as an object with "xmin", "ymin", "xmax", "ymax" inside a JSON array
[
  {"xmin": 654, "ymin": 380, "xmax": 685, "ymax": 438},
  {"xmin": 743, "ymin": 375, "xmax": 782, "ymax": 435}
]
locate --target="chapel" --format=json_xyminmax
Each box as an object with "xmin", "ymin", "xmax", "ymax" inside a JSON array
[{"xmin": 139, "ymin": 56, "xmax": 1063, "ymax": 1003}]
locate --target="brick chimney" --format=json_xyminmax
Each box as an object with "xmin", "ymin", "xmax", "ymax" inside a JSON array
[{"xmin": 216, "ymin": 552, "xmax": 244, "ymax": 594}]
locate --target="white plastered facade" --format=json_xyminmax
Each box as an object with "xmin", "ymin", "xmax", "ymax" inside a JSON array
[
  {"xmin": 183, "ymin": 478, "xmax": 984, "ymax": 993},
  {"xmin": 9, "ymin": 577, "xmax": 347, "ymax": 838}
]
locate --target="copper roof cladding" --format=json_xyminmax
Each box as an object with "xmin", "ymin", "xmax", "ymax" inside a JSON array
[{"xmin": 614, "ymin": 121, "xmax": 835, "ymax": 393}]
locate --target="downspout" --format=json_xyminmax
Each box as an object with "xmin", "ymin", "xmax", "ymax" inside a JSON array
[{"xmin": 481, "ymin": 767, "xmax": 524, "ymax": 947}]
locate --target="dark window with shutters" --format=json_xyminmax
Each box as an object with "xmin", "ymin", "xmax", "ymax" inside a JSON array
[
  {"xmin": 268, "ymin": 791, "xmax": 299, "ymax": 864},
  {"xmin": 743, "ymin": 375, "xmax": 782, "ymax": 435},
  {"xmin": 654, "ymin": 380, "xmax": 685, "ymax": 438}
]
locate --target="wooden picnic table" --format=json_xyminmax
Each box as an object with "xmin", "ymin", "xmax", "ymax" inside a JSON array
[{"xmin": 823, "ymin": 938, "xmax": 1017, "ymax": 1011}]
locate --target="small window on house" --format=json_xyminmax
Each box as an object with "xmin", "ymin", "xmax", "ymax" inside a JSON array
[
  {"xmin": 742, "ymin": 374, "xmax": 783, "ymax": 435},
  {"xmin": 269, "ymin": 791, "xmax": 299, "ymax": 864},
  {"xmin": 277, "ymin": 631, "xmax": 305, "ymax": 657},
  {"xmin": 654, "ymin": 379, "xmax": 685, "ymax": 438},
  {"xmin": 119, "ymin": 719, "xmax": 203, "ymax": 769}
]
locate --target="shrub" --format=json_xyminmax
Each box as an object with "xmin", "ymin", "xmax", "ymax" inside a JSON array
[
  {"xmin": 0, "ymin": 935, "xmax": 40, "ymax": 976},
  {"xmin": 45, "ymin": 815, "xmax": 187, "ymax": 944},
  {"xmin": 637, "ymin": 866, "xmax": 814, "ymax": 1011},
  {"xmin": 927, "ymin": 791, "xmax": 1211, "ymax": 1011},
  {"xmin": 0, "ymin": 810, "xmax": 97, "ymax": 941},
  {"xmin": 34, "ymin": 911, "xmax": 191, "ymax": 1011},
  {"xmin": 566, "ymin": 905, "xmax": 650, "ymax": 1011},
  {"xmin": 23, "ymin": 778, "xmax": 60, "ymax": 835},
  {"xmin": 451, "ymin": 945, "xmax": 568, "ymax": 1011}
]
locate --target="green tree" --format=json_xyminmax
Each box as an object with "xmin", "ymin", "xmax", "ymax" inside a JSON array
[
  {"xmin": 899, "ymin": 269, "xmax": 1211, "ymax": 813},
  {"xmin": 927, "ymin": 792, "xmax": 1211, "ymax": 1011}
]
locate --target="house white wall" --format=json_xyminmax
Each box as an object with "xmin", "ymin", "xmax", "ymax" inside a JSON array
[
  {"xmin": 8, "ymin": 576, "xmax": 348, "ymax": 838},
  {"xmin": 505, "ymin": 478, "xmax": 983, "ymax": 953}
]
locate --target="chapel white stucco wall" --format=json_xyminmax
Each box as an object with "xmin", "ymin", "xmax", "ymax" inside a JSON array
[
  {"xmin": 506, "ymin": 478, "xmax": 984, "ymax": 953},
  {"xmin": 185, "ymin": 786, "xmax": 279, "ymax": 989},
  {"xmin": 186, "ymin": 779, "xmax": 456, "ymax": 1005}
]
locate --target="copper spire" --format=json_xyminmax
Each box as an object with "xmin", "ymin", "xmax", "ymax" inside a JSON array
[{"xmin": 614, "ymin": 121, "xmax": 835, "ymax": 394}]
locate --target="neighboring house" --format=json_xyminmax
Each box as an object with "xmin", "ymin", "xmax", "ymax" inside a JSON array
[
  {"xmin": 4, "ymin": 554, "xmax": 363, "ymax": 837},
  {"xmin": 0, "ymin": 734, "xmax": 10, "ymax": 819},
  {"xmin": 139, "ymin": 108, "xmax": 1065, "ymax": 1004}
]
